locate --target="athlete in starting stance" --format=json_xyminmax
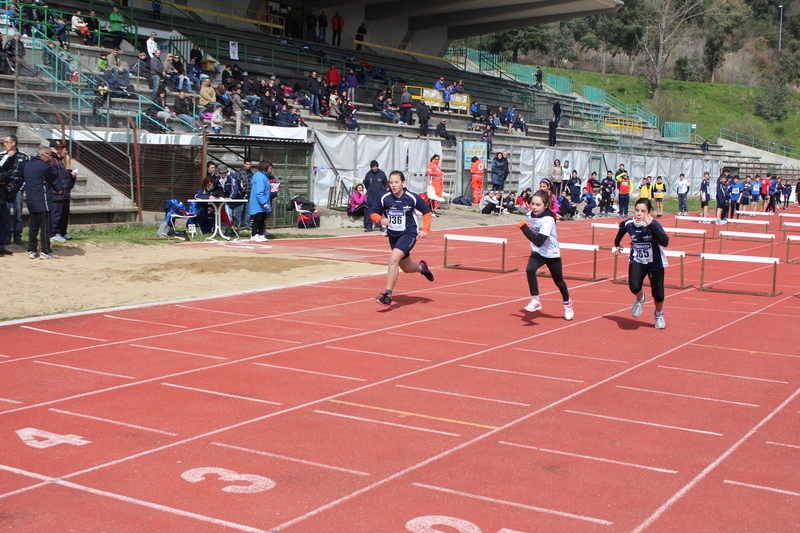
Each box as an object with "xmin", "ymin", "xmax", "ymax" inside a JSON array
[
  {"xmin": 517, "ymin": 190, "xmax": 574, "ymax": 320},
  {"xmin": 370, "ymin": 170, "xmax": 434, "ymax": 306},
  {"xmin": 614, "ymin": 198, "xmax": 670, "ymax": 329}
]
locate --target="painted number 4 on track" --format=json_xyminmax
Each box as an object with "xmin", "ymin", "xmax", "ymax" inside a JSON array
[
  {"xmin": 407, "ymin": 516, "xmax": 525, "ymax": 533},
  {"xmin": 16, "ymin": 428, "xmax": 91, "ymax": 449}
]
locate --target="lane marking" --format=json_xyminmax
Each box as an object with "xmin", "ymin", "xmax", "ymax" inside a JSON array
[
  {"xmin": 685, "ymin": 297, "xmax": 708, "ymax": 300},
  {"xmin": 412, "ymin": 483, "xmax": 613, "ymax": 526},
  {"xmin": 630, "ymin": 386, "xmax": 800, "ymax": 533},
  {"xmin": 252, "ymin": 363, "xmax": 366, "ymax": 381},
  {"xmin": 388, "ymin": 331, "xmax": 487, "ymax": 345},
  {"xmin": 513, "ymin": 347, "xmax": 628, "ymax": 364},
  {"xmin": 723, "ymin": 479, "xmax": 800, "ymax": 498},
  {"xmin": 499, "ymin": 441, "xmax": 678, "ymax": 473},
  {"xmin": 329, "ymin": 400, "xmax": 498, "ymax": 429},
  {"xmin": 766, "ymin": 441, "xmax": 800, "ymax": 450},
  {"xmin": 314, "ymin": 410, "xmax": 461, "ymax": 437},
  {"xmin": 49, "ymin": 409, "xmax": 178, "ymax": 436},
  {"xmin": 0, "ymin": 464, "xmax": 265, "ymax": 533},
  {"xmin": 215, "ymin": 330, "xmax": 301, "ymax": 344},
  {"xmin": 461, "ymin": 364, "xmax": 584, "ymax": 383},
  {"xmin": 20, "ymin": 326, "xmax": 107, "ymax": 342},
  {"xmin": 104, "ymin": 315, "xmax": 187, "ymax": 329},
  {"xmin": 0, "ymin": 354, "xmax": 9, "ymax": 358},
  {"xmin": 274, "ymin": 317, "xmax": 364, "ymax": 331},
  {"xmin": 0, "ymin": 397, "xmax": 22, "ymax": 404},
  {"xmin": 690, "ymin": 343, "xmax": 800, "ymax": 360},
  {"xmin": 211, "ymin": 442, "xmax": 370, "ymax": 476},
  {"xmin": 33, "ymin": 361, "xmax": 136, "ymax": 380},
  {"xmin": 129, "ymin": 344, "xmax": 227, "ymax": 360},
  {"xmin": 395, "ymin": 385, "xmax": 530, "ymax": 406},
  {"xmin": 325, "ymin": 346, "xmax": 431, "ymax": 362},
  {"xmin": 564, "ymin": 410, "xmax": 723, "ymax": 436},
  {"xmin": 174, "ymin": 304, "xmax": 256, "ymax": 317},
  {"xmin": 616, "ymin": 385, "xmax": 760, "ymax": 407},
  {"xmin": 658, "ymin": 365, "xmax": 789, "ymax": 384},
  {"xmin": 161, "ymin": 383, "xmax": 283, "ymax": 405}
]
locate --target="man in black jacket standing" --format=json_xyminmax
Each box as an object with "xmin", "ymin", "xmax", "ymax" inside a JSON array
[
  {"xmin": 24, "ymin": 147, "xmax": 59, "ymax": 259},
  {"xmin": 306, "ymin": 70, "xmax": 321, "ymax": 116},
  {"xmin": 362, "ymin": 160, "xmax": 387, "ymax": 232},
  {"xmin": 48, "ymin": 141, "xmax": 75, "ymax": 243},
  {"xmin": 417, "ymin": 98, "xmax": 431, "ymax": 137},
  {"xmin": 553, "ymin": 99, "xmax": 562, "ymax": 127},
  {"xmin": 0, "ymin": 134, "xmax": 29, "ymax": 247}
]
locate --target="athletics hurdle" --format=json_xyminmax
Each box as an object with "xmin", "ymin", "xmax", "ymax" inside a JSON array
[
  {"xmin": 593, "ymin": 222, "xmax": 707, "ymax": 253},
  {"xmin": 590, "ymin": 223, "xmax": 620, "ymax": 245},
  {"xmin": 781, "ymin": 222, "xmax": 800, "ymax": 241},
  {"xmin": 725, "ymin": 218, "xmax": 770, "ymax": 233},
  {"xmin": 611, "ymin": 247, "xmax": 692, "ymax": 289},
  {"xmin": 786, "ymin": 235, "xmax": 800, "ymax": 264},
  {"xmin": 675, "ymin": 215, "xmax": 717, "ymax": 237},
  {"xmin": 699, "ymin": 253, "xmax": 781, "ymax": 297},
  {"xmin": 718, "ymin": 231, "xmax": 775, "ymax": 256},
  {"xmin": 536, "ymin": 243, "xmax": 606, "ymax": 282},
  {"xmin": 443, "ymin": 234, "xmax": 518, "ymax": 273}
]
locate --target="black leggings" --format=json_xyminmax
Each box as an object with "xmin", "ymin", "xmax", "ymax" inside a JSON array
[
  {"xmin": 628, "ymin": 263, "xmax": 665, "ymax": 303},
  {"xmin": 252, "ymin": 211, "xmax": 267, "ymax": 235},
  {"xmin": 526, "ymin": 253, "xmax": 570, "ymax": 301}
]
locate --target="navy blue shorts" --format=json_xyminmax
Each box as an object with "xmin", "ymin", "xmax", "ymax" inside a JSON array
[
  {"xmin": 751, "ymin": 193, "xmax": 760, "ymax": 202},
  {"xmin": 739, "ymin": 197, "xmax": 750, "ymax": 205},
  {"xmin": 389, "ymin": 231, "xmax": 417, "ymax": 259}
]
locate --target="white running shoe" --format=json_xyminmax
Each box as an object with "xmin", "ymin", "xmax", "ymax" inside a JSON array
[
  {"xmin": 632, "ymin": 294, "xmax": 646, "ymax": 317},
  {"xmin": 564, "ymin": 302, "xmax": 574, "ymax": 321},
  {"xmin": 51, "ymin": 234, "xmax": 66, "ymax": 243},
  {"xmin": 654, "ymin": 312, "xmax": 666, "ymax": 329},
  {"xmin": 524, "ymin": 298, "xmax": 542, "ymax": 313}
]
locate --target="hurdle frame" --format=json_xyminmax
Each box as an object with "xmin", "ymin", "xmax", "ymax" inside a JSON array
[
  {"xmin": 675, "ymin": 216, "xmax": 717, "ymax": 237},
  {"xmin": 718, "ymin": 230, "xmax": 775, "ymax": 256},
  {"xmin": 611, "ymin": 247, "xmax": 692, "ymax": 289},
  {"xmin": 443, "ymin": 234, "xmax": 518, "ymax": 273},
  {"xmin": 590, "ymin": 223, "xmax": 620, "ymax": 246},
  {"xmin": 536, "ymin": 243, "xmax": 606, "ymax": 282},
  {"xmin": 699, "ymin": 253, "xmax": 781, "ymax": 297},
  {"xmin": 781, "ymin": 221, "xmax": 800, "ymax": 242},
  {"xmin": 725, "ymin": 218, "xmax": 770, "ymax": 233},
  {"xmin": 787, "ymin": 235, "xmax": 800, "ymax": 264}
]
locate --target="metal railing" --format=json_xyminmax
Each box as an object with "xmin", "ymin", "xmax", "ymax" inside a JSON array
[
  {"xmin": 662, "ymin": 122, "xmax": 692, "ymax": 142},
  {"xmin": 358, "ymin": 34, "xmax": 464, "ymax": 70},
  {"xmin": 719, "ymin": 128, "xmax": 800, "ymax": 159},
  {"xmin": 606, "ymin": 94, "xmax": 660, "ymax": 129}
]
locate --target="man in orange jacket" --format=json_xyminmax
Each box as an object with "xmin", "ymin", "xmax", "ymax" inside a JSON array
[
  {"xmin": 470, "ymin": 156, "xmax": 485, "ymax": 203},
  {"xmin": 331, "ymin": 12, "xmax": 344, "ymax": 47}
]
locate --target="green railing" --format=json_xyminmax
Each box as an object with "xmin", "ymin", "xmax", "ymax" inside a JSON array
[
  {"xmin": 571, "ymin": 110, "xmax": 647, "ymax": 156},
  {"xmin": 583, "ymin": 85, "xmax": 606, "ymax": 104},
  {"xmin": 719, "ymin": 128, "xmax": 800, "ymax": 159},
  {"xmin": 544, "ymin": 72, "xmax": 572, "ymax": 95},
  {"xmin": 662, "ymin": 122, "xmax": 692, "ymax": 142},
  {"xmin": 606, "ymin": 94, "xmax": 660, "ymax": 129}
]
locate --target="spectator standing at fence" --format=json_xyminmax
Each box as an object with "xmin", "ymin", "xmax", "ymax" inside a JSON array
[
  {"xmin": 150, "ymin": 49, "xmax": 165, "ymax": 101},
  {"xmin": 24, "ymin": 147, "xmax": 58, "ymax": 259},
  {"xmin": 48, "ymin": 141, "xmax": 75, "ymax": 243},
  {"xmin": 317, "ymin": 11, "xmax": 328, "ymax": 43},
  {"xmin": 306, "ymin": 70, "xmax": 321, "ymax": 116},
  {"xmin": 331, "ymin": 11, "xmax": 344, "ymax": 47},
  {"xmin": 152, "ymin": 0, "xmax": 162, "ymax": 20},
  {"xmin": 399, "ymin": 87, "xmax": 413, "ymax": 125},
  {"xmin": 548, "ymin": 116, "xmax": 557, "ymax": 146},
  {"xmin": 345, "ymin": 68, "xmax": 358, "ymax": 102},
  {"xmin": 470, "ymin": 156, "xmax": 485, "ymax": 203},
  {"xmin": 436, "ymin": 119, "xmax": 456, "ymax": 148},
  {"xmin": 231, "ymin": 86, "xmax": 245, "ymax": 135},
  {"xmin": 0, "ymin": 135, "xmax": 28, "ymax": 247},
  {"xmin": 417, "ymin": 98, "xmax": 431, "ymax": 137},
  {"xmin": 354, "ymin": 22, "xmax": 366, "ymax": 51},
  {"xmin": 535, "ymin": 67, "xmax": 543, "ymax": 89},
  {"xmin": 553, "ymin": 99, "xmax": 562, "ymax": 127},
  {"xmin": 363, "ymin": 160, "xmax": 388, "ymax": 232},
  {"xmin": 325, "ymin": 64, "xmax": 340, "ymax": 87},
  {"xmin": 109, "ymin": 6, "xmax": 124, "ymax": 48},
  {"xmin": 676, "ymin": 173, "xmax": 689, "ymax": 216},
  {"xmin": 305, "ymin": 10, "xmax": 317, "ymax": 42}
]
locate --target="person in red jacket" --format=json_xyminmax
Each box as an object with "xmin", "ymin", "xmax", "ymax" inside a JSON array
[
  {"xmin": 331, "ymin": 12, "xmax": 344, "ymax": 47},
  {"xmin": 426, "ymin": 154, "xmax": 443, "ymax": 210},
  {"xmin": 325, "ymin": 63, "xmax": 340, "ymax": 86},
  {"xmin": 470, "ymin": 156, "xmax": 485, "ymax": 203}
]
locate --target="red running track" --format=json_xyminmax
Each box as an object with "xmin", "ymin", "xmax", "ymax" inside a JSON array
[{"xmin": 1, "ymin": 216, "xmax": 799, "ymax": 532}]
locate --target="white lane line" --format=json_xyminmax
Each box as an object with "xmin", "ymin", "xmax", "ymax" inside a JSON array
[
  {"xmin": 412, "ymin": 482, "xmax": 613, "ymax": 526},
  {"xmin": 313, "ymin": 410, "xmax": 460, "ymax": 437},
  {"xmin": 388, "ymin": 331, "xmax": 487, "ymax": 345},
  {"xmin": 104, "ymin": 315, "xmax": 187, "ymax": 329},
  {"xmin": 0, "ymin": 397, "xmax": 22, "ymax": 404},
  {"xmin": 514, "ymin": 347, "xmax": 628, "ymax": 364},
  {"xmin": 211, "ymin": 442, "xmax": 370, "ymax": 476},
  {"xmin": 252, "ymin": 363, "xmax": 365, "ymax": 381},
  {"xmin": 658, "ymin": 365, "xmax": 789, "ymax": 384},
  {"xmin": 766, "ymin": 441, "xmax": 800, "ymax": 450},
  {"xmin": 326, "ymin": 346, "xmax": 431, "ymax": 362},
  {"xmin": 564, "ymin": 410, "xmax": 723, "ymax": 436},
  {"xmin": 0, "ymin": 464, "xmax": 265, "ymax": 533},
  {"xmin": 395, "ymin": 385, "xmax": 530, "ymax": 406},
  {"xmin": 461, "ymin": 364, "xmax": 584, "ymax": 383},
  {"xmin": 499, "ymin": 441, "xmax": 678, "ymax": 474},
  {"xmin": 174, "ymin": 304, "xmax": 256, "ymax": 317},
  {"xmin": 616, "ymin": 385, "xmax": 760, "ymax": 407},
  {"xmin": 215, "ymin": 330, "xmax": 301, "ymax": 344},
  {"xmin": 129, "ymin": 344, "xmax": 227, "ymax": 360},
  {"xmin": 20, "ymin": 326, "xmax": 107, "ymax": 342},
  {"xmin": 723, "ymin": 479, "xmax": 800, "ymax": 498},
  {"xmin": 49, "ymin": 408, "xmax": 178, "ymax": 436},
  {"xmin": 33, "ymin": 361, "xmax": 136, "ymax": 380},
  {"xmin": 161, "ymin": 383, "xmax": 282, "ymax": 405},
  {"xmin": 274, "ymin": 317, "xmax": 364, "ymax": 331},
  {"xmin": 0, "ymin": 354, "xmax": 9, "ymax": 358}
]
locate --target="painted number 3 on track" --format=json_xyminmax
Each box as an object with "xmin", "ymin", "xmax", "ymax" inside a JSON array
[
  {"xmin": 407, "ymin": 516, "xmax": 525, "ymax": 533},
  {"xmin": 180, "ymin": 467, "xmax": 275, "ymax": 493}
]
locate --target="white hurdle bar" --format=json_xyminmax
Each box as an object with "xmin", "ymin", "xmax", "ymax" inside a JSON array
[
  {"xmin": 786, "ymin": 235, "xmax": 800, "ymax": 264},
  {"xmin": 675, "ymin": 215, "xmax": 717, "ymax": 237},
  {"xmin": 781, "ymin": 221, "xmax": 800, "ymax": 241},
  {"xmin": 590, "ymin": 223, "xmax": 620, "ymax": 245},
  {"xmin": 725, "ymin": 218, "xmax": 770, "ymax": 233},
  {"xmin": 537, "ymin": 242, "xmax": 606, "ymax": 282},
  {"xmin": 443, "ymin": 234, "xmax": 518, "ymax": 273},
  {"xmin": 779, "ymin": 213, "xmax": 800, "ymax": 221},
  {"xmin": 593, "ymin": 222, "xmax": 707, "ymax": 253},
  {"xmin": 612, "ymin": 247, "xmax": 691, "ymax": 289},
  {"xmin": 699, "ymin": 253, "xmax": 781, "ymax": 297},
  {"xmin": 736, "ymin": 211, "xmax": 773, "ymax": 218},
  {"xmin": 718, "ymin": 231, "xmax": 775, "ymax": 256}
]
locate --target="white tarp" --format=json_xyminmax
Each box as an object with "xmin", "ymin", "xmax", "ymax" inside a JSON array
[{"xmin": 249, "ymin": 125, "xmax": 308, "ymax": 141}]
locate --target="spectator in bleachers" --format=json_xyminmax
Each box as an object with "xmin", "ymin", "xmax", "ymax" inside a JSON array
[
  {"xmin": 137, "ymin": 51, "xmax": 151, "ymax": 89},
  {"xmin": 341, "ymin": 96, "xmax": 359, "ymax": 131},
  {"xmin": 417, "ymin": 98, "xmax": 432, "ymax": 136},
  {"xmin": 109, "ymin": 6, "xmax": 124, "ymax": 48},
  {"xmin": 355, "ymin": 22, "xmax": 366, "ymax": 51},
  {"xmin": 210, "ymin": 105, "xmax": 225, "ymax": 134},
  {"xmin": 325, "ymin": 64, "xmax": 340, "ymax": 86},
  {"xmin": 548, "ymin": 116, "xmax": 557, "ymax": 146},
  {"xmin": 71, "ymin": 10, "xmax": 90, "ymax": 45},
  {"xmin": 230, "ymin": 64, "xmax": 244, "ymax": 86},
  {"xmin": 241, "ymin": 74, "xmax": 259, "ymax": 109},
  {"xmin": 436, "ymin": 119, "xmax": 456, "ymax": 148},
  {"xmin": 97, "ymin": 51, "xmax": 110, "ymax": 78},
  {"xmin": 331, "ymin": 11, "xmax": 344, "ymax": 47},
  {"xmin": 152, "ymin": 0, "xmax": 162, "ymax": 20},
  {"xmin": 535, "ymin": 67, "xmax": 544, "ymax": 89},
  {"xmin": 328, "ymin": 89, "xmax": 341, "ymax": 120},
  {"xmin": 454, "ymin": 80, "xmax": 464, "ymax": 93},
  {"xmin": 190, "ymin": 44, "xmax": 203, "ymax": 65},
  {"xmin": 470, "ymin": 100, "xmax": 481, "ymax": 122},
  {"xmin": 399, "ymin": 87, "xmax": 413, "ymax": 125},
  {"xmin": 173, "ymin": 91, "xmax": 203, "ymax": 131},
  {"xmin": 232, "ymin": 86, "xmax": 245, "ymax": 135},
  {"xmin": 86, "ymin": 10, "xmax": 100, "ymax": 46},
  {"xmin": 172, "ymin": 54, "xmax": 197, "ymax": 93},
  {"xmin": 306, "ymin": 10, "xmax": 317, "ymax": 42},
  {"xmin": 491, "ymin": 152, "xmax": 505, "ymax": 191},
  {"xmin": 42, "ymin": 40, "xmax": 58, "ymax": 78},
  {"xmin": 51, "ymin": 13, "xmax": 68, "ymax": 46},
  {"xmin": 275, "ymin": 102, "xmax": 293, "ymax": 127},
  {"xmin": 150, "ymin": 49, "xmax": 166, "ymax": 101},
  {"xmin": 373, "ymin": 93, "xmax": 398, "ymax": 123},
  {"xmin": 434, "ymin": 77, "xmax": 445, "ymax": 92},
  {"xmin": 318, "ymin": 11, "xmax": 328, "ymax": 43},
  {"xmin": 513, "ymin": 114, "xmax": 529, "ymax": 135},
  {"xmin": 187, "ymin": 58, "xmax": 203, "ymax": 94},
  {"xmin": 306, "ymin": 70, "xmax": 321, "ymax": 116},
  {"xmin": 701, "ymin": 140, "xmax": 710, "ymax": 152},
  {"xmin": 107, "ymin": 47, "xmax": 130, "ymax": 88},
  {"xmin": 553, "ymin": 99, "xmax": 562, "ymax": 127},
  {"xmin": 146, "ymin": 31, "xmax": 159, "ymax": 58},
  {"xmin": 442, "ymin": 84, "xmax": 455, "ymax": 114},
  {"xmin": 5, "ymin": 33, "xmax": 36, "ymax": 77},
  {"xmin": 345, "ymin": 68, "xmax": 358, "ymax": 101}
]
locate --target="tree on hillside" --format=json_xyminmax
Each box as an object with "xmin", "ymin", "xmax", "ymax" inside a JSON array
[
  {"xmin": 638, "ymin": 0, "xmax": 744, "ymax": 96},
  {"xmin": 580, "ymin": 3, "xmax": 644, "ymax": 73},
  {"xmin": 755, "ymin": 80, "xmax": 790, "ymax": 121},
  {"xmin": 483, "ymin": 27, "xmax": 550, "ymax": 62}
]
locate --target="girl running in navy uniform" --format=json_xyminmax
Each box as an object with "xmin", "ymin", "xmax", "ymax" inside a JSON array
[
  {"xmin": 369, "ymin": 170, "xmax": 434, "ymax": 306},
  {"xmin": 517, "ymin": 190, "xmax": 574, "ymax": 320},
  {"xmin": 614, "ymin": 198, "xmax": 670, "ymax": 329}
]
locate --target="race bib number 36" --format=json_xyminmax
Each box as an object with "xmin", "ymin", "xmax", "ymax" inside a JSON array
[{"xmin": 387, "ymin": 209, "xmax": 406, "ymax": 231}]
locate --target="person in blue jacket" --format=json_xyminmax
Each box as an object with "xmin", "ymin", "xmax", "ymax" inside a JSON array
[
  {"xmin": 567, "ymin": 170, "xmax": 582, "ymax": 203},
  {"xmin": 580, "ymin": 187, "xmax": 597, "ymax": 218},
  {"xmin": 23, "ymin": 148, "xmax": 59, "ymax": 259},
  {"xmin": 729, "ymin": 175, "xmax": 742, "ymax": 219},
  {"xmin": 248, "ymin": 160, "xmax": 273, "ymax": 242}
]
